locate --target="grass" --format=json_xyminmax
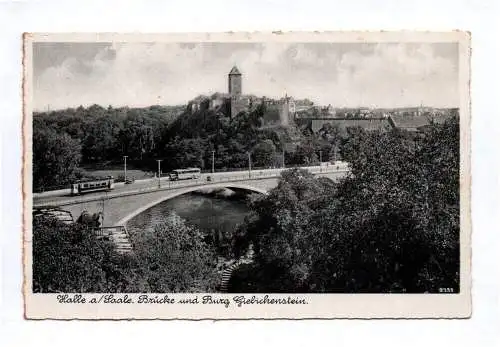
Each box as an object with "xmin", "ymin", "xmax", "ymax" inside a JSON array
[{"xmin": 80, "ymin": 166, "xmax": 155, "ymax": 181}]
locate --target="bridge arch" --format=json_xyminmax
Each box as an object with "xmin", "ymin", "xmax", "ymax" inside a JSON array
[{"xmin": 114, "ymin": 183, "xmax": 268, "ymax": 227}]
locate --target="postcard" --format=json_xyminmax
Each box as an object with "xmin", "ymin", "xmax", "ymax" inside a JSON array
[{"xmin": 23, "ymin": 31, "xmax": 471, "ymax": 319}]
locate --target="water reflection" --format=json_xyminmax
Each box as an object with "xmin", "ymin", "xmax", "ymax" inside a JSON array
[{"xmin": 126, "ymin": 191, "xmax": 251, "ymax": 238}]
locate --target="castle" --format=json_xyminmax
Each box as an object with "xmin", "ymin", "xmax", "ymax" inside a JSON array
[
  {"xmin": 189, "ymin": 66, "xmax": 296, "ymax": 122},
  {"xmin": 227, "ymin": 66, "xmax": 247, "ymax": 118}
]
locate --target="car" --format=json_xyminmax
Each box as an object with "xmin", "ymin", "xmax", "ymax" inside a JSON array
[
  {"xmin": 125, "ymin": 178, "xmax": 135, "ymax": 184},
  {"xmin": 206, "ymin": 176, "xmax": 212, "ymax": 182}
]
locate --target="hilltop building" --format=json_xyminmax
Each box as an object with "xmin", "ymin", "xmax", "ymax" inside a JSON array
[
  {"xmin": 228, "ymin": 66, "xmax": 242, "ymax": 95},
  {"xmin": 227, "ymin": 66, "xmax": 246, "ymax": 117},
  {"xmin": 188, "ymin": 66, "xmax": 301, "ymax": 123},
  {"xmin": 279, "ymin": 94, "xmax": 296, "ymax": 126},
  {"xmin": 189, "ymin": 66, "xmax": 249, "ymax": 118}
]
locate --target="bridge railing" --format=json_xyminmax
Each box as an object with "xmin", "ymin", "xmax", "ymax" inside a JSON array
[
  {"xmin": 112, "ymin": 165, "xmax": 348, "ymax": 193},
  {"xmin": 34, "ymin": 165, "xmax": 350, "ymax": 207}
]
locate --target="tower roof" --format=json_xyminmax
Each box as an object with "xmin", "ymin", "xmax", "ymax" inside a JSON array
[{"xmin": 229, "ymin": 66, "xmax": 242, "ymax": 75}]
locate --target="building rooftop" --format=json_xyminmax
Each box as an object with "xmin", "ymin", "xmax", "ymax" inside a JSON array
[
  {"xmin": 428, "ymin": 113, "xmax": 455, "ymax": 124},
  {"xmin": 389, "ymin": 115, "xmax": 432, "ymax": 129},
  {"xmin": 308, "ymin": 118, "xmax": 391, "ymax": 133},
  {"xmin": 229, "ymin": 66, "xmax": 242, "ymax": 75}
]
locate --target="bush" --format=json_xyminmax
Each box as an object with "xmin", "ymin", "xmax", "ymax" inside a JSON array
[
  {"xmin": 32, "ymin": 211, "xmax": 218, "ymax": 293},
  {"xmin": 129, "ymin": 212, "xmax": 219, "ymax": 292},
  {"xmin": 32, "ymin": 216, "xmax": 142, "ymax": 292}
]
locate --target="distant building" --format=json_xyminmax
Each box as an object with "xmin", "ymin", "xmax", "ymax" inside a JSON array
[
  {"xmin": 358, "ymin": 108, "xmax": 372, "ymax": 118},
  {"xmin": 209, "ymin": 92, "xmax": 228, "ymax": 109},
  {"xmin": 388, "ymin": 113, "xmax": 456, "ymax": 132},
  {"xmin": 189, "ymin": 66, "xmax": 247, "ymax": 118},
  {"xmin": 228, "ymin": 66, "xmax": 242, "ymax": 96},
  {"xmin": 288, "ymin": 98, "xmax": 296, "ymax": 114},
  {"xmin": 304, "ymin": 118, "xmax": 392, "ymax": 133},
  {"xmin": 228, "ymin": 66, "xmax": 247, "ymax": 117},
  {"xmin": 280, "ymin": 96, "xmax": 290, "ymax": 126},
  {"xmin": 189, "ymin": 95, "xmax": 210, "ymax": 112},
  {"xmin": 279, "ymin": 94, "xmax": 296, "ymax": 126},
  {"xmin": 294, "ymin": 105, "xmax": 313, "ymax": 114},
  {"xmin": 326, "ymin": 104, "xmax": 335, "ymax": 116},
  {"xmin": 188, "ymin": 66, "xmax": 321, "ymax": 121},
  {"xmin": 319, "ymin": 104, "xmax": 336, "ymax": 118},
  {"xmin": 294, "ymin": 99, "xmax": 314, "ymax": 107},
  {"xmin": 262, "ymin": 97, "xmax": 281, "ymax": 106}
]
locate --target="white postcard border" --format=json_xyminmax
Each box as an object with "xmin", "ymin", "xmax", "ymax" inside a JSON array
[{"xmin": 23, "ymin": 31, "xmax": 471, "ymax": 319}]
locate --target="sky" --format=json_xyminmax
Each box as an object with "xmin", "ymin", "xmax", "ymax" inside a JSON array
[{"xmin": 32, "ymin": 41, "xmax": 459, "ymax": 111}]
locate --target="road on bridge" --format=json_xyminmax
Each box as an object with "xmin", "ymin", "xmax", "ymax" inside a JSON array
[{"xmin": 33, "ymin": 163, "xmax": 349, "ymax": 208}]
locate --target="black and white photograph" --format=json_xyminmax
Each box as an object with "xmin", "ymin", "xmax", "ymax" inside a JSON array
[{"xmin": 23, "ymin": 32, "xmax": 471, "ymax": 319}]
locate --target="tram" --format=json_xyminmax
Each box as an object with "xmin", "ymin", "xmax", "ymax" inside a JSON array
[
  {"xmin": 70, "ymin": 176, "xmax": 115, "ymax": 195},
  {"xmin": 169, "ymin": 168, "xmax": 201, "ymax": 181}
]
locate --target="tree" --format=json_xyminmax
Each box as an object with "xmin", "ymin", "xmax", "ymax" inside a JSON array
[
  {"xmin": 132, "ymin": 212, "xmax": 219, "ymax": 292},
  {"xmin": 232, "ymin": 117, "xmax": 460, "ymax": 293},
  {"xmin": 294, "ymin": 142, "xmax": 319, "ymax": 165},
  {"xmin": 338, "ymin": 126, "xmax": 368, "ymax": 164},
  {"xmin": 33, "ymin": 212, "xmax": 219, "ymax": 293},
  {"xmin": 82, "ymin": 116, "xmax": 122, "ymax": 161},
  {"xmin": 33, "ymin": 125, "xmax": 82, "ymax": 191},
  {"xmin": 231, "ymin": 169, "xmax": 335, "ymax": 292},
  {"xmin": 214, "ymin": 144, "xmax": 230, "ymax": 170},
  {"xmin": 32, "ymin": 216, "xmax": 143, "ymax": 293},
  {"xmin": 252, "ymin": 139, "xmax": 276, "ymax": 167},
  {"xmin": 163, "ymin": 137, "xmax": 206, "ymax": 171},
  {"xmin": 309, "ymin": 117, "xmax": 460, "ymax": 293},
  {"xmin": 118, "ymin": 121, "xmax": 155, "ymax": 161}
]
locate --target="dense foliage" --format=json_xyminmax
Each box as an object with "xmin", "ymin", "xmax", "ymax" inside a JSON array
[
  {"xmin": 33, "ymin": 99, "xmax": 460, "ymax": 294},
  {"xmin": 230, "ymin": 116, "xmax": 460, "ymax": 293},
  {"xmin": 33, "ymin": 104, "xmax": 181, "ymax": 190},
  {"xmin": 33, "ymin": 123, "xmax": 82, "ymax": 191},
  {"xmin": 130, "ymin": 212, "xmax": 219, "ymax": 292},
  {"xmin": 33, "ymin": 212, "xmax": 218, "ymax": 293},
  {"xmin": 33, "ymin": 216, "xmax": 140, "ymax": 292},
  {"xmin": 33, "ymin": 106, "xmax": 460, "ymax": 293}
]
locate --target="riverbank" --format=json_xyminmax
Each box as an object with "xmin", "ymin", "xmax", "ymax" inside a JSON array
[{"xmin": 124, "ymin": 192, "xmax": 253, "ymax": 292}]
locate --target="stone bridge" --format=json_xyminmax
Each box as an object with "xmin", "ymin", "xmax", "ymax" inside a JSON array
[{"xmin": 33, "ymin": 165, "xmax": 349, "ymax": 228}]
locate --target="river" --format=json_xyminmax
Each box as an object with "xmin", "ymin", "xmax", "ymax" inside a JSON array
[{"xmin": 126, "ymin": 189, "xmax": 251, "ymax": 239}]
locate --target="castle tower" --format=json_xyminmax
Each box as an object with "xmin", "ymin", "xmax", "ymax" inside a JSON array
[
  {"xmin": 228, "ymin": 66, "xmax": 243, "ymax": 118},
  {"xmin": 228, "ymin": 66, "xmax": 242, "ymax": 96},
  {"xmin": 280, "ymin": 93, "xmax": 290, "ymax": 126}
]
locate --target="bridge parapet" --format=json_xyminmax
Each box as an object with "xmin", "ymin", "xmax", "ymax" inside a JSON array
[
  {"xmin": 33, "ymin": 165, "xmax": 349, "ymax": 209},
  {"xmin": 32, "ymin": 165, "xmax": 350, "ymax": 228}
]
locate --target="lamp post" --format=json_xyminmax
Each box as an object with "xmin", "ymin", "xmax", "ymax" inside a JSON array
[
  {"xmin": 101, "ymin": 196, "xmax": 105, "ymax": 228},
  {"xmin": 247, "ymin": 151, "xmax": 252, "ymax": 178},
  {"xmin": 333, "ymin": 145, "xmax": 340, "ymax": 170},
  {"xmin": 156, "ymin": 159, "xmax": 162, "ymax": 188},
  {"xmin": 212, "ymin": 150, "xmax": 215, "ymax": 174},
  {"xmin": 100, "ymin": 192, "xmax": 108, "ymax": 228},
  {"xmin": 319, "ymin": 150, "xmax": 323, "ymax": 172},
  {"xmin": 123, "ymin": 156, "xmax": 128, "ymax": 182}
]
